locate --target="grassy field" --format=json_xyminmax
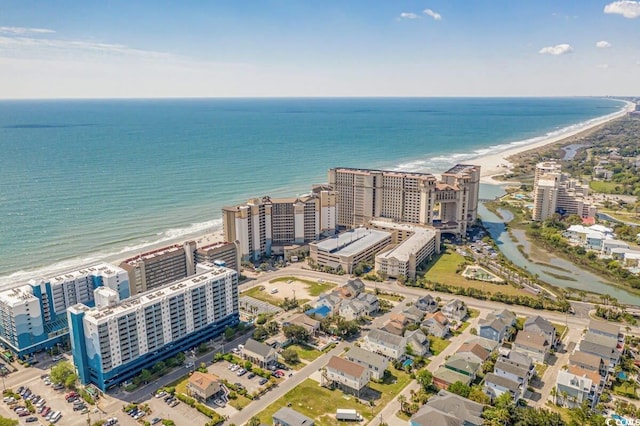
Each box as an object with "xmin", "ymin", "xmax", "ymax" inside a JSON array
[
  {"xmin": 270, "ymin": 276, "xmax": 336, "ymax": 296},
  {"xmin": 257, "ymin": 368, "xmax": 412, "ymax": 426},
  {"xmin": 600, "ymin": 209, "xmax": 640, "ymax": 225},
  {"xmin": 552, "ymin": 322, "xmax": 568, "ymax": 339},
  {"xmin": 241, "ymin": 286, "xmax": 284, "ymax": 306},
  {"xmin": 589, "ymin": 180, "xmax": 621, "ymax": 194},
  {"xmin": 287, "ymin": 344, "xmax": 324, "ymax": 362},
  {"xmin": 428, "ymin": 336, "xmax": 451, "ymax": 355},
  {"xmin": 422, "ymin": 250, "xmax": 530, "ymax": 297}
]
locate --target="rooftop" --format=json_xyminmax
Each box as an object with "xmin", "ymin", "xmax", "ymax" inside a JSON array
[
  {"xmin": 514, "ymin": 331, "xmax": 549, "ymax": 349},
  {"xmin": 326, "ymin": 355, "xmax": 366, "ymax": 377},
  {"xmin": 273, "ymin": 407, "xmax": 315, "ymax": 426},
  {"xmin": 345, "ymin": 346, "xmax": 387, "ymax": 368},
  {"xmin": 70, "ymin": 266, "xmax": 235, "ymax": 324},
  {"xmin": 371, "ymin": 220, "xmax": 438, "ymax": 262},
  {"xmin": 331, "ymin": 167, "xmax": 437, "ymax": 181},
  {"xmin": 484, "ymin": 372, "xmax": 521, "ymax": 393},
  {"xmin": 0, "ymin": 285, "xmax": 38, "ymax": 307},
  {"xmin": 311, "ymin": 228, "xmax": 391, "ymax": 256},
  {"xmin": 569, "ymin": 351, "xmax": 603, "ymax": 369},
  {"xmin": 121, "ymin": 243, "xmax": 190, "ymax": 265},
  {"xmin": 588, "ymin": 319, "xmax": 620, "ymax": 337},
  {"xmin": 188, "ymin": 371, "xmax": 220, "ymax": 389}
]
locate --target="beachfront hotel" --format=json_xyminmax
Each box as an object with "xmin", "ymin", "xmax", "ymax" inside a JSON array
[
  {"xmin": 328, "ymin": 164, "xmax": 480, "ymax": 235},
  {"xmin": 119, "ymin": 240, "xmax": 239, "ymax": 295},
  {"xmin": 222, "ymin": 185, "xmax": 337, "ymax": 261},
  {"xmin": 532, "ymin": 162, "xmax": 597, "ymax": 221},
  {"xmin": 0, "ymin": 263, "xmax": 129, "ymax": 358},
  {"xmin": 67, "ymin": 264, "xmax": 239, "ymax": 391}
]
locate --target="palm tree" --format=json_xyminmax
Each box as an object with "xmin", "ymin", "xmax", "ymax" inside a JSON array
[
  {"xmin": 550, "ymin": 386, "xmax": 558, "ymax": 405},
  {"xmin": 398, "ymin": 394, "xmax": 407, "ymax": 413}
]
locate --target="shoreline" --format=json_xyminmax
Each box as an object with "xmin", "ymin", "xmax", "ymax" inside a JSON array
[
  {"xmin": 0, "ymin": 99, "xmax": 634, "ymax": 287},
  {"xmin": 474, "ymin": 100, "xmax": 636, "ymax": 184}
]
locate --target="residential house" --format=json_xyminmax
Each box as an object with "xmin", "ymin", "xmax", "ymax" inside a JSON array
[
  {"xmin": 316, "ymin": 292, "xmax": 343, "ymax": 314},
  {"xmin": 273, "ymin": 407, "xmax": 315, "ymax": 426},
  {"xmin": 524, "ymin": 315, "xmax": 557, "ymax": 347},
  {"xmin": 433, "ymin": 366, "xmax": 473, "ymax": 390},
  {"xmin": 186, "ymin": 372, "xmax": 222, "ymax": 402},
  {"xmin": 494, "ymin": 309, "xmax": 517, "ymax": 327},
  {"xmin": 513, "ymin": 331, "xmax": 550, "ymax": 363},
  {"xmin": 242, "ymin": 338, "xmax": 278, "ymax": 368},
  {"xmin": 441, "ymin": 299, "xmax": 467, "ymax": 322},
  {"xmin": 339, "ymin": 299, "xmax": 369, "ymax": 321},
  {"xmin": 363, "ymin": 328, "xmax": 406, "ymax": 360},
  {"xmin": 355, "ymin": 292, "xmax": 379, "ymax": 315},
  {"xmin": 382, "ymin": 318, "xmax": 405, "ymax": 336},
  {"xmin": 344, "ymin": 346, "xmax": 389, "ymax": 380},
  {"xmin": 502, "ymin": 350, "xmax": 534, "ymax": 372},
  {"xmin": 465, "ymin": 336, "xmax": 500, "ymax": 354},
  {"xmin": 405, "ymin": 329, "xmax": 430, "ymax": 357},
  {"xmin": 478, "ymin": 315, "xmax": 511, "ymax": 343},
  {"xmin": 569, "ymin": 351, "xmax": 607, "ymax": 378},
  {"xmin": 579, "ymin": 332, "xmax": 622, "ymax": 370},
  {"xmin": 555, "ymin": 368, "xmax": 601, "ymax": 409},
  {"xmin": 422, "ymin": 312, "xmax": 450, "ymax": 338},
  {"xmin": 483, "ymin": 372, "xmax": 523, "ymax": 403},
  {"xmin": 456, "ymin": 343, "xmax": 490, "ymax": 364},
  {"xmin": 285, "ymin": 314, "xmax": 320, "ymax": 336},
  {"xmin": 338, "ymin": 278, "xmax": 365, "ymax": 299},
  {"xmin": 493, "ymin": 358, "xmax": 531, "ymax": 387},
  {"xmin": 444, "ymin": 354, "xmax": 480, "ymax": 381},
  {"xmin": 410, "ymin": 390, "xmax": 484, "ymax": 426},
  {"xmin": 588, "ymin": 319, "xmax": 621, "ymax": 341},
  {"xmin": 402, "ymin": 306, "xmax": 425, "ymax": 324},
  {"xmin": 324, "ymin": 356, "xmax": 370, "ymax": 397},
  {"xmin": 415, "ymin": 294, "xmax": 438, "ymax": 313}
]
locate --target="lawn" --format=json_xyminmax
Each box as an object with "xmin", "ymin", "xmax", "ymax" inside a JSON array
[
  {"xmin": 422, "ymin": 249, "xmax": 530, "ymax": 297},
  {"xmin": 241, "ymin": 286, "xmax": 283, "ymax": 306},
  {"xmin": 258, "ymin": 368, "xmax": 412, "ymax": 426},
  {"xmin": 551, "ymin": 322, "xmax": 568, "ymax": 339},
  {"xmin": 228, "ymin": 394, "xmax": 253, "ymax": 410},
  {"xmin": 270, "ymin": 276, "xmax": 336, "ymax": 296},
  {"xmin": 287, "ymin": 344, "xmax": 324, "ymax": 362},
  {"xmin": 535, "ymin": 363, "xmax": 548, "ymax": 377},
  {"xmin": 428, "ymin": 336, "xmax": 451, "ymax": 355},
  {"xmin": 589, "ymin": 180, "xmax": 621, "ymax": 194}
]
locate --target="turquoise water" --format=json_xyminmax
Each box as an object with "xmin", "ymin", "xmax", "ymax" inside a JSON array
[{"xmin": 0, "ymin": 97, "xmax": 626, "ymax": 284}]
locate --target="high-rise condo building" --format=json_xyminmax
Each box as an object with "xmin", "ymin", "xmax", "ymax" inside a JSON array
[
  {"xmin": 0, "ymin": 263, "xmax": 129, "ymax": 357},
  {"xmin": 532, "ymin": 162, "xmax": 597, "ymax": 221},
  {"xmin": 68, "ymin": 265, "xmax": 239, "ymax": 391},
  {"xmin": 194, "ymin": 241, "xmax": 239, "ymax": 272},
  {"xmin": 223, "ymin": 185, "xmax": 337, "ymax": 261},
  {"xmin": 119, "ymin": 241, "xmax": 197, "ymax": 295},
  {"xmin": 327, "ymin": 164, "xmax": 480, "ymax": 235}
]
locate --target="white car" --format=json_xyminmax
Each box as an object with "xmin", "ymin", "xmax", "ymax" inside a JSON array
[{"xmin": 230, "ymin": 364, "xmax": 239, "ymax": 371}]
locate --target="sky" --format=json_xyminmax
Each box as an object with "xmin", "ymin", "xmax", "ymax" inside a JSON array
[{"xmin": 0, "ymin": 0, "xmax": 638, "ymax": 98}]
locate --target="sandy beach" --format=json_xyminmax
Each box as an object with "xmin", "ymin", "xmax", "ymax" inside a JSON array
[{"xmin": 474, "ymin": 100, "xmax": 636, "ymax": 184}]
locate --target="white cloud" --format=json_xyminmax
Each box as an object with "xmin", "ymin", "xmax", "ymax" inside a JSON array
[
  {"xmin": 0, "ymin": 26, "xmax": 55, "ymax": 34},
  {"xmin": 538, "ymin": 44, "xmax": 573, "ymax": 55},
  {"xmin": 423, "ymin": 9, "xmax": 442, "ymax": 21},
  {"xmin": 596, "ymin": 40, "xmax": 612, "ymax": 48},
  {"xmin": 398, "ymin": 12, "xmax": 420, "ymax": 20},
  {"xmin": 604, "ymin": 1, "xmax": 640, "ymax": 18},
  {"xmin": 596, "ymin": 63, "xmax": 609, "ymax": 69}
]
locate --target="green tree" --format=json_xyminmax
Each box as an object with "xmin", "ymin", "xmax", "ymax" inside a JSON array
[
  {"xmin": 247, "ymin": 416, "xmax": 260, "ymax": 426},
  {"xmin": 224, "ymin": 326, "xmax": 235, "ymax": 341},
  {"xmin": 176, "ymin": 352, "xmax": 186, "ymax": 364},
  {"xmin": 283, "ymin": 324, "xmax": 310, "ymax": 343},
  {"xmin": 153, "ymin": 361, "xmax": 166, "ymax": 374},
  {"xmin": 252, "ymin": 326, "xmax": 269, "ymax": 341},
  {"xmin": 416, "ymin": 369, "xmax": 433, "ymax": 391},
  {"xmin": 447, "ymin": 381, "xmax": 471, "ymax": 398},
  {"xmin": 0, "ymin": 417, "xmax": 19, "ymax": 426},
  {"xmin": 281, "ymin": 348, "xmax": 299, "ymax": 364},
  {"xmin": 50, "ymin": 360, "xmax": 78, "ymax": 389},
  {"xmin": 468, "ymin": 385, "xmax": 490, "ymax": 404},
  {"xmin": 139, "ymin": 369, "xmax": 152, "ymax": 383}
]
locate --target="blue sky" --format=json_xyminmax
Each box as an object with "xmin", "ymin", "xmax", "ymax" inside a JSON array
[{"xmin": 0, "ymin": 1, "xmax": 638, "ymax": 98}]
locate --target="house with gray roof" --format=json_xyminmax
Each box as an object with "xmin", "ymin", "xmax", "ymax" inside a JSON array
[
  {"xmin": 441, "ymin": 299, "xmax": 467, "ymax": 322},
  {"xmin": 415, "ymin": 294, "xmax": 438, "ymax": 313},
  {"xmin": 444, "ymin": 355, "xmax": 480, "ymax": 379},
  {"xmin": 402, "ymin": 305, "xmax": 425, "ymax": 324},
  {"xmin": 340, "ymin": 278, "xmax": 365, "ymax": 298},
  {"xmin": 579, "ymin": 332, "xmax": 621, "ymax": 369},
  {"xmin": 513, "ymin": 331, "xmax": 550, "ymax": 363},
  {"xmin": 316, "ymin": 292, "xmax": 343, "ymax": 314},
  {"xmin": 273, "ymin": 407, "xmax": 314, "ymax": 426},
  {"xmin": 502, "ymin": 350, "xmax": 533, "ymax": 372},
  {"xmin": 524, "ymin": 315, "xmax": 557, "ymax": 347},
  {"xmin": 338, "ymin": 299, "xmax": 369, "ymax": 321},
  {"xmin": 355, "ymin": 292, "xmax": 379, "ymax": 314},
  {"xmin": 588, "ymin": 319, "xmax": 621, "ymax": 340},
  {"xmin": 410, "ymin": 390, "xmax": 484, "ymax": 426},
  {"xmin": 422, "ymin": 311, "xmax": 450, "ymax": 338},
  {"xmin": 242, "ymin": 338, "xmax": 278, "ymax": 368},
  {"xmin": 405, "ymin": 329, "xmax": 430, "ymax": 357},
  {"xmin": 494, "ymin": 358, "xmax": 531, "ymax": 386},
  {"xmin": 465, "ymin": 336, "xmax": 500, "ymax": 353},
  {"xmin": 569, "ymin": 351, "xmax": 607, "ymax": 377},
  {"xmin": 344, "ymin": 346, "xmax": 389, "ymax": 380},
  {"xmin": 363, "ymin": 328, "xmax": 406, "ymax": 360},
  {"xmin": 479, "ymin": 315, "xmax": 511, "ymax": 343},
  {"xmin": 483, "ymin": 372, "xmax": 523, "ymax": 403},
  {"xmin": 433, "ymin": 366, "xmax": 474, "ymax": 390}
]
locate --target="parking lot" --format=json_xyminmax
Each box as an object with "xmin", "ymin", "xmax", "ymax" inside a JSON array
[{"xmin": 209, "ymin": 360, "xmax": 270, "ymax": 396}]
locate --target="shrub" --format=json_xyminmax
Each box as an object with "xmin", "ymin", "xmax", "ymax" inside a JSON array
[{"xmin": 176, "ymin": 393, "xmax": 195, "ymax": 407}]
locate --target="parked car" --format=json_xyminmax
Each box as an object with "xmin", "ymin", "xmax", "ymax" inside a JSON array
[
  {"xmin": 155, "ymin": 391, "xmax": 166, "ymax": 398},
  {"xmin": 170, "ymin": 400, "xmax": 179, "ymax": 407},
  {"xmin": 26, "ymin": 417, "xmax": 38, "ymax": 423},
  {"xmin": 214, "ymin": 399, "xmax": 225, "ymax": 407},
  {"xmin": 247, "ymin": 372, "xmax": 256, "ymax": 379},
  {"xmin": 151, "ymin": 417, "xmax": 161, "ymax": 425},
  {"xmin": 259, "ymin": 378, "xmax": 268, "ymax": 385}
]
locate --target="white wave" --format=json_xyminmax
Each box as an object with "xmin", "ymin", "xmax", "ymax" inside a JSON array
[
  {"xmin": 391, "ymin": 100, "xmax": 630, "ymax": 173},
  {"xmin": 0, "ymin": 218, "xmax": 225, "ymax": 289}
]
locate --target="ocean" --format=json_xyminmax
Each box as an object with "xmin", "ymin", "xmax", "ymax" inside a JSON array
[{"xmin": 0, "ymin": 97, "xmax": 626, "ymax": 285}]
